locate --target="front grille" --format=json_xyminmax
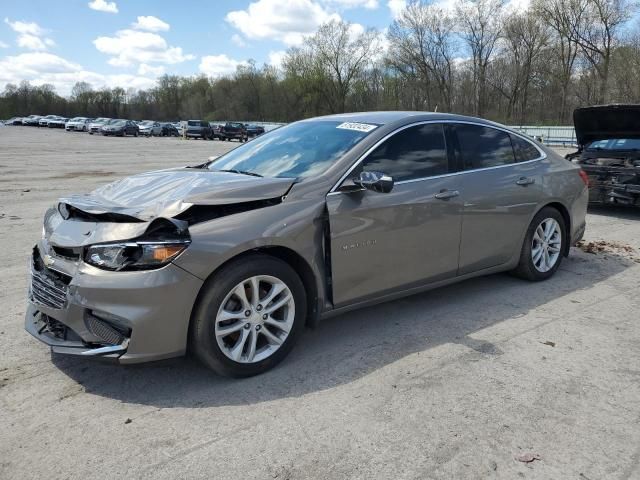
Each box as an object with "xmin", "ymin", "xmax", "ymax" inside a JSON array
[
  {"xmin": 31, "ymin": 271, "xmax": 68, "ymax": 309},
  {"xmin": 85, "ymin": 315, "xmax": 125, "ymax": 345},
  {"xmin": 30, "ymin": 248, "xmax": 70, "ymax": 310}
]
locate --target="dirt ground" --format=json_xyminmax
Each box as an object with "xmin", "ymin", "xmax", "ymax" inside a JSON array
[{"xmin": 1, "ymin": 126, "xmax": 639, "ymax": 480}]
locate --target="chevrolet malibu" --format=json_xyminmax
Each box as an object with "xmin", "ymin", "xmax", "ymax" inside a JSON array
[{"xmin": 26, "ymin": 112, "xmax": 589, "ymax": 377}]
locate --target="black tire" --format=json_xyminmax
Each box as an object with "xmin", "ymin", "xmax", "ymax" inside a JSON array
[
  {"xmin": 511, "ymin": 206, "xmax": 566, "ymax": 281},
  {"xmin": 190, "ymin": 254, "xmax": 306, "ymax": 377}
]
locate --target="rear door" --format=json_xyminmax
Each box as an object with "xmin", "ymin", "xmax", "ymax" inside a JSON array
[
  {"xmin": 327, "ymin": 123, "xmax": 464, "ymax": 306},
  {"xmin": 449, "ymin": 124, "xmax": 544, "ymax": 275}
]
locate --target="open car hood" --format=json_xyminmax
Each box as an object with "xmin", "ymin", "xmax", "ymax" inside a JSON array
[
  {"xmin": 574, "ymin": 104, "xmax": 640, "ymax": 146},
  {"xmin": 59, "ymin": 168, "xmax": 294, "ymax": 221}
]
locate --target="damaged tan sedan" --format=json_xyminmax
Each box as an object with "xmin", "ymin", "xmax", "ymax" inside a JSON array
[{"xmin": 26, "ymin": 112, "xmax": 589, "ymax": 376}]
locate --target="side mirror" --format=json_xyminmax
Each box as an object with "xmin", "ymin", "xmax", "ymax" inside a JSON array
[{"xmin": 353, "ymin": 171, "xmax": 394, "ymax": 193}]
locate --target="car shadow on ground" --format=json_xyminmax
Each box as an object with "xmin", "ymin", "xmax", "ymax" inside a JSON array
[
  {"xmin": 588, "ymin": 205, "xmax": 640, "ymax": 221},
  {"xmin": 52, "ymin": 247, "xmax": 635, "ymax": 408}
]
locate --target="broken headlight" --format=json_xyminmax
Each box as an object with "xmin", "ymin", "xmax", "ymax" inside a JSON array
[{"xmin": 84, "ymin": 240, "xmax": 190, "ymax": 271}]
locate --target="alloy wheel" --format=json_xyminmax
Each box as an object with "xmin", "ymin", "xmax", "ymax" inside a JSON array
[
  {"xmin": 214, "ymin": 275, "xmax": 295, "ymax": 363},
  {"xmin": 531, "ymin": 218, "xmax": 562, "ymax": 273}
]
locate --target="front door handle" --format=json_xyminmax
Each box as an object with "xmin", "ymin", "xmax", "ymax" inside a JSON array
[
  {"xmin": 516, "ymin": 177, "xmax": 535, "ymax": 186},
  {"xmin": 434, "ymin": 189, "xmax": 460, "ymax": 200}
]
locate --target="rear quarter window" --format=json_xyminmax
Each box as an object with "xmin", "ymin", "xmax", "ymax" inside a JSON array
[{"xmin": 510, "ymin": 134, "xmax": 541, "ymax": 162}]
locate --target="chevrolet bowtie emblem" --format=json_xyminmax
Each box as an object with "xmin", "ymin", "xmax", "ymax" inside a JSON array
[{"xmin": 43, "ymin": 255, "xmax": 55, "ymax": 267}]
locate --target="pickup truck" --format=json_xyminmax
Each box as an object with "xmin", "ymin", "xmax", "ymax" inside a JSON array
[
  {"xmin": 185, "ymin": 120, "xmax": 212, "ymax": 140},
  {"xmin": 218, "ymin": 122, "xmax": 248, "ymax": 142}
]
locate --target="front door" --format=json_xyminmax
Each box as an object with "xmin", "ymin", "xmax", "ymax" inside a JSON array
[{"xmin": 327, "ymin": 123, "xmax": 463, "ymax": 306}]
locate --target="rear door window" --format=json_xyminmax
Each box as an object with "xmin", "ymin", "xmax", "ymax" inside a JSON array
[{"xmin": 452, "ymin": 124, "xmax": 516, "ymax": 169}]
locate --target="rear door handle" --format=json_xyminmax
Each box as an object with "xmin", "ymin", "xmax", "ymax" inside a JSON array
[
  {"xmin": 516, "ymin": 177, "xmax": 535, "ymax": 186},
  {"xmin": 434, "ymin": 189, "xmax": 460, "ymax": 200}
]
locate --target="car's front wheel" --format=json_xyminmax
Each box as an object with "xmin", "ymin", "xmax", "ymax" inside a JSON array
[
  {"xmin": 190, "ymin": 255, "xmax": 306, "ymax": 377},
  {"xmin": 512, "ymin": 207, "xmax": 566, "ymax": 281}
]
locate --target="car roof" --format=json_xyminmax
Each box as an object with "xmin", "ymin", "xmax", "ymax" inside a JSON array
[{"xmin": 308, "ymin": 111, "xmax": 501, "ymax": 127}]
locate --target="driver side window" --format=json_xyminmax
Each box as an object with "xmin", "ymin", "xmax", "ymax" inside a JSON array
[{"xmin": 356, "ymin": 123, "xmax": 448, "ymax": 182}]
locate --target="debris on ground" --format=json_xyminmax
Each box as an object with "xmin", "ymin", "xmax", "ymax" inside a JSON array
[
  {"xmin": 515, "ymin": 452, "xmax": 541, "ymax": 463},
  {"xmin": 124, "ymin": 418, "xmax": 132, "ymax": 424},
  {"xmin": 541, "ymin": 341, "xmax": 556, "ymax": 347},
  {"xmin": 576, "ymin": 240, "xmax": 635, "ymax": 255},
  {"xmin": 576, "ymin": 239, "xmax": 640, "ymax": 262}
]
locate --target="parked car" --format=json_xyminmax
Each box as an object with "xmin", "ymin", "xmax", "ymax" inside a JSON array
[
  {"xmin": 185, "ymin": 120, "xmax": 212, "ymax": 140},
  {"xmin": 219, "ymin": 121, "xmax": 248, "ymax": 142},
  {"xmin": 161, "ymin": 122, "xmax": 180, "ymax": 137},
  {"xmin": 245, "ymin": 124, "xmax": 265, "ymax": 138},
  {"xmin": 566, "ymin": 104, "xmax": 640, "ymax": 207},
  {"xmin": 100, "ymin": 119, "xmax": 139, "ymax": 137},
  {"xmin": 22, "ymin": 115, "xmax": 42, "ymax": 126},
  {"xmin": 6, "ymin": 117, "xmax": 23, "ymax": 125},
  {"xmin": 139, "ymin": 120, "xmax": 162, "ymax": 137},
  {"xmin": 24, "ymin": 112, "xmax": 588, "ymax": 377},
  {"xmin": 48, "ymin": 117, "xmax": 68, "ymax": 129},
  {"xmin": 210, "ymin": 123, "xmax": 223, "ymax": 139},
  {"xmin": 65, "ymin": 117, "xmax": 91, "ymax": 132},
  {"xmin": 172, "ymin": 122, "xmax": 184, "ymax": 136},
  {"xmin": 88, "ymin": 117, "xmax": 111, "ymax": 134},
  {"xmin": 38, "ymin": 115, "xmax": 58, "ymax": 127}
]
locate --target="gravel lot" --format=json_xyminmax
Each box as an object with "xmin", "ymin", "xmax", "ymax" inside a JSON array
[{"xmin": 1, "ymin": 127, "xmax": 639, "ymax": 480}]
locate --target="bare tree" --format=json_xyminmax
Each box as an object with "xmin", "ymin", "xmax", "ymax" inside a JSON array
[
  {"xmin": 502, "ymin": 11, "xmax": 550, "ymax": 123},
  {"xmin": 542, "ymin": 0, "xmax": 632, "ymax": 103},
  {"xmin": 388, "ymin": 0, "xmax": 457, "ymax": 111},
  {"xmin": 456, "ymin": 0, "xmax": 504, "ymax": 116},
  {"xmin": 533, "ymin": 0, "xmax": 581, "ymax": 122},
  {"xmin": 306, "ymin": 20, "xmax": 380, "ymax": 113}
]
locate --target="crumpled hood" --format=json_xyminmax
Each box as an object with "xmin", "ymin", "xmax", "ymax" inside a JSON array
[
  {"xmin": 59, "ymin": 168, "xmax": 295, "ymax": 221},
  {"xmin": 574, "ymin": 104, "xmax": 640, "ymax": 146}
]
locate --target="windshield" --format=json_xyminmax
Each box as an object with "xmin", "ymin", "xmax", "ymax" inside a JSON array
[
  {"xmin": 188, "ymin": 121, "xmax": 202, "ymax": 127},
  {"xmin": 587, "ymin": 138, "xmax": 640, "ymax": 151},
  {"xmin": 108, "ymin": 119, "xmax": 126, "ymax": 125},
  {"xmin": 140, "ymin": 120, "xmax": 153, "ymax": 126},
  {"xmin": 208, "ymin": 120, "xmax": 377, "ymax": 179}
]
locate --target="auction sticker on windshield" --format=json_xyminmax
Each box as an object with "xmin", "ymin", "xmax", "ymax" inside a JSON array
[{"xmin": 336, "ymin": 122, "xmax": 378, "ymax": 132}]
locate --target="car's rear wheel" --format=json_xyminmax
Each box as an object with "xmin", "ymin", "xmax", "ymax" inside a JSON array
[
  {"xmin": 512, "ymin": 207, "xmax": 566, "ymax": 281},
  {"xmin": 190, "ymin": 255, "xmax": 306, "ymax": 377}
]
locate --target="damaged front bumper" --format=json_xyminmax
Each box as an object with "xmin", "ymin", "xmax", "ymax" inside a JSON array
[
  {"xmin": 581, "ymin": 164, "xmax": 640, "ymax": 207},
  {"xmin": 25, "ymin": 243, "xmax": 203, "ymax": 364}
]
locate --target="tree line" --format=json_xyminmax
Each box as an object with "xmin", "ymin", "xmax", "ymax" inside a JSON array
[{"xmin": 1, "ymin": 0, "xmax": 637, "ymax": 126}]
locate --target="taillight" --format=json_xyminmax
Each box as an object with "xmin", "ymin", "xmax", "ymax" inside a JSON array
[{"xmin": 578, "ymin": 169, "xmax": 589, "ymax": 187}]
